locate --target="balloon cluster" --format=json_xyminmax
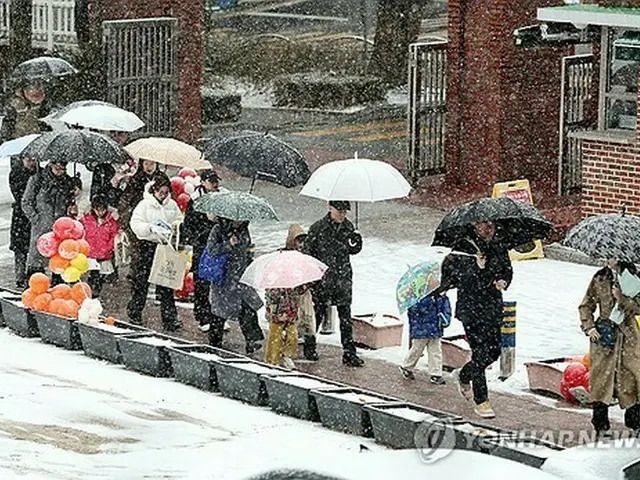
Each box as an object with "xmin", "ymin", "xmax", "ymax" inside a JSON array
[
  {"xmin": 21, "ymin": 273, "xmax": 92, "ymax": 319},
  {"xmin": 175, "ymin": 250, "xmax": 195, "ymax": 300},
  {"xmin": 37, "ymin": 217, "xmax": 90, "ymax": 283},
  {"xmin": 171, "ymin": 167, "xmax": 201, "ymax": 213},
  {"xmin": 560, "ymin": 354, "xmax": 590, "ymax": 404}
]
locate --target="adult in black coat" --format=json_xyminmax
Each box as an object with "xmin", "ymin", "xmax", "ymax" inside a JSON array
[
  {"xmin": 9, "ymin": 156, "xmax": 39, "ymax": 288},
  {"xmin": 90, "ymin": 163, "xmax": 122, "ymax": 209},
  {"xmin": 181, "ymin": 169, "xmax": 221, "ymax": 331},
  {"xmin": 303, "ymin": 201, "xmax": 364, "ymax": 366},
  {"xmin": 439, "ymin": 221, "xmax": 513, "ymax": 418}
]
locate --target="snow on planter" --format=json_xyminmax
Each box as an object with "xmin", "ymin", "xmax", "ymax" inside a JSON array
[
  {"xmin": 0, "ymin": 296, "xmax": 39, "ymax": 338},
  {"xmin": 310, "ymin": 387, "xmax": 401, "ymax": 437},
  {"xmin": 487, "ymin": 436, "xmax": 564, "ymax": 469},
  {"xmin": 363, "ymin": 403, "xmax": 462, "ymax": 449},
  {"xmin": 167, "ymin": 345, "xmax": 246, "ymax": 391},
  {"xmin": 525, "ymin": 358, "xmax": 574, "ymax": 399},
  {"xmin": 262, "ymin": 374, "xmax": 348, "ymax": 421},
  {"xmin": 117, "ymin": 333, "xmax": 192, "ymax": 377},
  {"xmin": 352, "ymin": 313, "xmax": 403, "ymax": 349},
  {"xmin": 442, "ymin": 334, "xmax": 472, "ymax": 370},
  {"xmin": 448, "ymin": 422, "xmax": 515, "ymax": 454},
  {"xmin": 214, "ymin": 359, "xmax": 295, "ymax": 406},
  {"xmin": 0, "ymin": 289, "xmax": 17, "ymax": 327},
  {"xmin": 77, "ymin": 319, "xmax": 150, "ymax": 364},
  {"xmin": 34, "ymin": 311, "xmax": 82, "ymax": 350}
]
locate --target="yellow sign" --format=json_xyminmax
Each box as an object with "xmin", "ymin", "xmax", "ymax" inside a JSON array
[{"xmin": 492, "ymin": 179, "xmax": 544, "ymax": 261}]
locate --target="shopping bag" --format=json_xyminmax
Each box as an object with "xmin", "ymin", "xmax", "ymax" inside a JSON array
[
  {"xmin": 499, "ymin": 301, "xmax": 516, "ymax": 381},
  {"xmin": 198, "ymin": 248, "xmax": 229, "ymax": 286},
  {"xmin": 149, "ymin": 242, "xmax": 188, "ymax": 290},
  {"xmin": 114, "ymin": 231, "xmax": 131, "ymax": 267}
]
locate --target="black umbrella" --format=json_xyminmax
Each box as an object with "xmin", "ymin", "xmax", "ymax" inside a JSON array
[
  {"xmin": 204, "ymin": 130, "xmax": 311, "ymax": 190},
  {"xmin": 432, "ymin": 197, "xmax": 554, "ymax": 250},
  {"xmin": 21, "ymin": 130, "xmax": 128, "ymax": 166},
  {"xmin": 564, "ymin": 212, "xmax": 640, "ymax": 264},
  {"xmin": 11, "ymin": 56, "xmax": 78, "ymax": 83}
]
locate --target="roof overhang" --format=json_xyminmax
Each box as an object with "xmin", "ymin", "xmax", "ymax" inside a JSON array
[{"xmin": 538, "ymin": 4, "xmax": 640, "ymax": 29}]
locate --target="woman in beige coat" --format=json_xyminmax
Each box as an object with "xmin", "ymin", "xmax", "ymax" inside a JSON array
[{"xmin": 579, "ymin": 260, "xmax": 640, "ymax": 437}]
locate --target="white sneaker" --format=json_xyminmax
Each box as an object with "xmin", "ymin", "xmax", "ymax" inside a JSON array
[
  {"xmin": 198, "ymin": 324, "xmax": 210, "ymax": 332},
  {"xmin": 451, "ymin": 369, "xmax": 473, "ymax": 402},
  {"xmin": 224, "ymin": 321, "xmax": 231, "ymax": 332},
  {"xmin": 279, "ymin": 356, "xmax": 296, "ymax": 371},
  {"xmin": 474, "ymin": 401, "xmax": 496, "ymax": 419}
]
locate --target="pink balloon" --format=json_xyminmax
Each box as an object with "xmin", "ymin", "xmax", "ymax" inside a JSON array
[
  {"xmin": 178, "ymin": 167, "xmax": 197, "ymax": 179},
  {"xmin": 37, "ymin": 232, "xmax": 60, "ymax": 258},
  {"xmin": 70, "ymin": 220, "xmax": 84, "ymax": 240},
  {"xmin": 52, "ymin": 217, "xmax": 76, "ymax": 240}
]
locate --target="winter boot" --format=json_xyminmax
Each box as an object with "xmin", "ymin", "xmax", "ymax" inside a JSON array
[
  {"xmin": 342, "ymin": 351, "xmax": 365, "ymax": 367},
  {"xmin": 474, "ymin": 401, "xmax": 496, "ymax": 419},
  {"xmin": 303, "ymin": 335, "xmax": 319, "ymax": 361},
  {"xmin": 399, "ymin": 366, "xmax": 415, "ymax": 380},
  {"xmin": 279, "ymin": 356, "xmax": 296, "ymax": 371},
  {"xmin": 451, "ymin": 369, "xmax": 472, "ymax": 401},
  {"xmin": 430, "ymin": 375, "xmax": 446, "ymax": 385}
]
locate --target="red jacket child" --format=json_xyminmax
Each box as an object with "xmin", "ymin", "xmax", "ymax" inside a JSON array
[{"xmin": 80, "ymin": 197, "xmax": 119, "ymax": 261}]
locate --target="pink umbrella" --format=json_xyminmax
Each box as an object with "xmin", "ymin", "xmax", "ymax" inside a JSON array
[{"xmin": 240, "ymin": 250, "xmax": 328, "ymax": 290}]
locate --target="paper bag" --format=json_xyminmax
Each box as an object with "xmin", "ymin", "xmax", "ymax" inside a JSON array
[{"xmin": 149, "ymin": 243, "xmax": 188, "ymax": 290}]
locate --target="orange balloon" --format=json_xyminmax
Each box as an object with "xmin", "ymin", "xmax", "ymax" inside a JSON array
[
  {"xmin": 58, "ymin": 239, "xmax": 80, "ymax": 260},
  {"xmin": 49, "ymin": 254, "xmax": 70, "ymax": 275},
  {"xmin": 29, "ymin": 273, "xmax": 50, "ymax": 295},
  {"xmin": 21, "ymin": 288, "xmax": 38, "ymax": 309},
  {"xmin": 61, "ymin": 300, "xmax": 80, "ymax": 319},
  {"xmin": 78, "ymin": 239, "xmax": 90, "ymax": 256},
  {"xmin": 50, "ymin": 284, "xmax": 72, "ymax": 300},
  {"xmin": 104, "ymin": 316, "xmax": 116, "ymax": 326},
  {"xmin": 32, "ymin": 293, "xmax": 53, "ymax": 312},
  {"xmin": 70, "ymin": 282, "xmax": 92, "ymax": 305},
  {"xmin": 582, "ymin": 353, "xmax": 590, "ymax": 370},
  {"xmin": 49, "ymin": 298, "xmax": 67, "ymax": 316}
]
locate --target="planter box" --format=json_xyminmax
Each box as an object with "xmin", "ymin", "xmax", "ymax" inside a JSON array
[
  {"xmin": 0, "ymin": 297, "xmax": 38, "ymax": 338},
  {"xmin": 487, "ymin": 435, "xmax": 564, "ymax": 469},
  {"xmin": 524, "ymin": 357, "xmax": 570, "ymax": 399},
  {"xmin": 364, "ymin": 402, "xmax": 462, "ymax": 449},
  {"xmin": 77, "ymin": 319, "xmax": 150, "ymax": 364},
  {"xmin": 34, "ymin": 312, "xmax": 82, "ymax": 350},
  {"xmin": 352, "ymin": 314, "xmax": 403, "ymax": 349},
  {"xmin": 0, "ymin": 289, "xmax": 18, "ymax": 327},
  {"xmin": 167, "ymin": 345, "xmax": 246, "ymax": 391},
  {"xmin": 442, "ymin": 334, "xmax": 471, "ymax": 371},
  {"xmin": 215, "ymin": 359, "xmax": 294, "ymax": 406},
  {"xmin": 310, "ymin": 387, "xmax": 401, "ymax": 437},
  {"xmin": 448, "ymin": 421, "xmax": 514, "ymax": 454},
  {"xmin": 263, "ymin": 374, "xmax": 348, "ymax": 421},
  {"xmin": 117, "ymin": 333, "xmax": 192, "ymax": 377}
]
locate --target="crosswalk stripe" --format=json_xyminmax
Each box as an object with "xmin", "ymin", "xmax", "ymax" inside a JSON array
[{"xmin": 291, "ymin": 121, "xmax": 405, "ymax": 137}]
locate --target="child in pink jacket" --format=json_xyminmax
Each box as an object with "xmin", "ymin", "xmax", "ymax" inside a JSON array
[{"xmin": 80, "ymin": 194, "xmax": 119, "ymax": 298}]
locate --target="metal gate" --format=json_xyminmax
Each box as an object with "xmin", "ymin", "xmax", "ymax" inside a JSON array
[
  {"xmin": 103, "ymin": 18, "xmax": 178, "ymax": 137},
  {"xmin": 558, "ymin": 54, "xmax": 596, "ymax": 196},
  {"xmin": 407, "ymin": 39, "xmax": 447, "ymax": 182}
]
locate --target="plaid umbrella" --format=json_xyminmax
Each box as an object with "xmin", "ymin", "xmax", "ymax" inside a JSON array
[
  {"xmin": 432, "ymin": 197, "xmax": 553, "ymax": 250},
  {"xmin": 193, "ymin": 191, "xmax": 279, "ymax": 222},
  {"xmin": 564, "ymin": 213, "xmax": 640, "ymax": 264},
  {"xmin": 21, "ymin": 130, "xmax": 128, "ymax": 165}
]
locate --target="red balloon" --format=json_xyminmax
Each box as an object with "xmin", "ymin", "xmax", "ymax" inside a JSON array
[
  {"xmin": 176, "ymin": 192, "xmax": 191, "ymax": 213},
  {"xmin": 170, "ymin": 177, "xmax": 186, "ymax": 196},
  {"xmin": 37, "ymin": 232, "xmax": 60, "ymax": 258},
  {"xmin": 70, "ymin": 220, "xmax": 84, "ymax": 240},
  {"xmin": 563, "ymin": 362, "xmax": 587, "ymax": 388},
  {"xmin": 178, "ymin": 167, "xmax": 197, "ymax": 179},
  {"xmin": 53, "ymin": 217, "xmax": 77, "ymax": 240},
  {"xmin": 581, "ymin": 371, "xmax": 590, "ymax": 391},
  {"xmin": 560, "ymin": 380, "xmax": 577, "ymax": 404}
]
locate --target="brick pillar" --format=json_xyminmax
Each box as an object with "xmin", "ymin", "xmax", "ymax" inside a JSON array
[{"xmin": 445, "ymin": 0, "xmax": 570, "ymax": 199}]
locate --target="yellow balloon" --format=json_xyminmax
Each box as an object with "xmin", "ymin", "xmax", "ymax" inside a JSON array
[
  {"xmin": 70, "ymin": 253, "xmax": 89, "ymax": 273},
  {"xmin": 61, "ymin": 266, "xmax": 82, "ymax": 283}
]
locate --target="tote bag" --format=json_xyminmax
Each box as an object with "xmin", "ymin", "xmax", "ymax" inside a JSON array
[
  {"xmin": 149, "ymin": 231, "xmax": 188, "ymax": 290},
  {"xmin": 198, "ymin": 248, "xmax": 229, "ymax": 287}
]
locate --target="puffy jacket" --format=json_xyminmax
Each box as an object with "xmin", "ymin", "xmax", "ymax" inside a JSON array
[
  {"xmin": 80, "ymin": 211, "xmax": 119, "ymax": 260},
  {"xmin": 408, "ymin": 295, "xmax": 452, "ymax": 339},
  {"xmin": 129, "ymin": 185, "xmax": 182, "ymax": 243}
]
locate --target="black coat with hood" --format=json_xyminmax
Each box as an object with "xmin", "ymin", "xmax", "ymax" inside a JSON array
[{"xmin": 9, "ymin": 157, "xmax": 39, "ymax": 253}]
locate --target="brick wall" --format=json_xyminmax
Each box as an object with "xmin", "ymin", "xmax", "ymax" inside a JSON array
[
  {"xmin": 581, "ymin": 141, "xmax": 640, "ymax": 216},
  {"xmin": 89, "ymin": 0, "xmax": 203, "ymax": 144},
  {"xmin": 446, "ymin": 0, "xmax": 569, "ymax": 199}
]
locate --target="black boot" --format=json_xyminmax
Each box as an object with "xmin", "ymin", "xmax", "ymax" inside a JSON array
[
  {"xmin": 303, "ymin": 335, "xmax": 319, "ymax": 361},
  {"xmin": 342, "ymin": 351, "xmax": 364, "ymax": 367}
]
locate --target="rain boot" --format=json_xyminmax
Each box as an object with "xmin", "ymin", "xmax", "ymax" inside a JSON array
[{"xmin": 303, "ymin": 335, "xmax": 319, "ymax": 361}]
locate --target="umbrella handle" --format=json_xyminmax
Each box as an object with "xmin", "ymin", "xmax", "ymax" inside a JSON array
[{"xmin": 249, "ymin": 175, "xmax": 257, "ymax": 194}]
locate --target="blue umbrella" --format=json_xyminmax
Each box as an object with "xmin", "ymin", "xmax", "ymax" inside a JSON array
[{"xmin": 0, "ymin": 134, "xmax": 40, "ymax": 158}]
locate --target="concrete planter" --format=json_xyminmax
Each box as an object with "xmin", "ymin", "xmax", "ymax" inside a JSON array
[
  {"xmin": 117, "ymin": 333, "xmax": 192, "ymax": 377},
  {"xmin": 34, "ymin": 312, "xmax": 82, "ymax": 350},
  {"xmin": 0, "ymin": 290, "xmax": 18, "ymax": 327},
  {"xmin": 352, "ymin": 314, "xmax": 403, "ymax": 349},
  {"xmin": 310, "ymin": 387, "xmax": 401, "ymax": 437},
  {"xmin": 0, "ymin": 297, "xmax": 38, "ymax": 338},
  {"xmin": 215, "ymin": 359, "xmax": 294, "ymax": 406},
  {"xmin": 262, "ymin": 374, "xmax": 348, "ymax": 421},
  {"xmin": 363, "ymin": 402, "xmax": 462, "ymax": 449},
  {"xmin": 167, "ymin": 345, "xmax": 246, "ymax": 391},
  {"xmin": 448, "ymin": 421, "xmax": 515, "ymax": 454},
  {"xmin": 77, "ymin": 320, "xmax": 150, "ymax": 364},
  {"xmin": 487, "ymin": 435, "xmax": 564, "ymax": 469},
  {"xmin": 441, "ymin": 334, "xmax": 471, "ymax": 371},
  {"xmin": 524, "ymin": 358, "xmax": 568, "ymax": 399}
]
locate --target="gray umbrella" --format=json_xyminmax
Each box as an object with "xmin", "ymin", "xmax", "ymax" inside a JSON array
[
  {"xmin": 564, "ymin": 213, "xmax": 640, "ymax": 264},
  {"xmin": 21, "ymin": 130, "xmax": 128, "ymax": 166},
  {"xmin": 11, "ymin": 56, "xmax": 78, "ymax": 83},
  {"xmin": 193, "ymin": 191, "xmax": 279, "ymax": 222}
]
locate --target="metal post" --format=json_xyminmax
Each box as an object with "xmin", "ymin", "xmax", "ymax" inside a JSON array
[{"xmin": 47, "ymin": 0, "xmax": 53, "ymax": 51}]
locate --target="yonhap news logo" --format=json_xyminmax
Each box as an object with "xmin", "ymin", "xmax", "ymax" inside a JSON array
[{"xmin": 414, "ymin": 417, "xmax": 457, "ymax": 464}]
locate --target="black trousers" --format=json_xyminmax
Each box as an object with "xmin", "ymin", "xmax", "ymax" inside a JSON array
[
  {"xmin": 459, "ymin": 319, "xmax": 502, "ymax": 405},
  {"xmin": 592, "ymin": 402, "xmax": 640, "ymax": 432},
  {"xmin": 87, "ymin": 270, "xmax": 105, "ymax": 298},
  {"xmin": 14, "ymin": 250, "xmax": 28, "ymax": 289},
  {"xmin": 208, "ymin": 302, "xmax": 264, "ymax": 347},
  {"xmin": 313, "ymin": 301, "xmax": 356, "ymax": 356},
  {"xmin": 126, "ymin": 240, "xmax": 178, "ymax": 327}
]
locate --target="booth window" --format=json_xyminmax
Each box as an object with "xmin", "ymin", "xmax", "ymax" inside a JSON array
[{"xmin": 602, "ymin": 28, "xmax": 639, "ymax": 131}]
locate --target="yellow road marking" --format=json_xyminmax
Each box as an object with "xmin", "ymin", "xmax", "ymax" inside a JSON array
[
  {"xmin": 291, "ymin": 121, "xmax": 405, "ymax": 137},
  {"xmin": 349, "ymin": 130, "xmax": 407, "ymax": 142}
]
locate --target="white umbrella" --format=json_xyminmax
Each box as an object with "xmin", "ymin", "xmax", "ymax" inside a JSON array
[
  {"xmin": 299, "ymin": 154, "xmax": 412, "ymax": 227},
  {"xmin": 0, "ymin": 134, "xmax": 40, "ymax": 158},
  {"xmin": 40, "ymin": 100, "xmax": 116, "ymax": 130},
  {"xmin": 58, "ymin": 105, "xmax": 145, "ymax": 132}
]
